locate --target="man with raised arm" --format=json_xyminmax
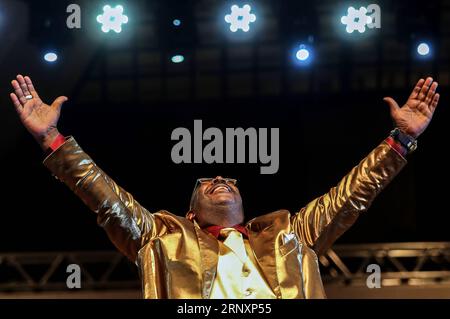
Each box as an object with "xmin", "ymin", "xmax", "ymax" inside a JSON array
[{"xmin": 10, "ymin": 75, "xmax": 440, "ymax": 298}]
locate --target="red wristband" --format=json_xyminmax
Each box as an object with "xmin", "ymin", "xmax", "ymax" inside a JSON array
[
  {"xmin": 386, "ymin": 136, "xmax": 407, "ymax": 157},
  {"xmin": 49, "ymin": 133, "xmax": 66, "ymax": 152}
]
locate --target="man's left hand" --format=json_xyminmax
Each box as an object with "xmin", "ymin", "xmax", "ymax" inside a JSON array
[{"xmin": 383, "ymin": 77, "xmax": 440, "ymax": 138}]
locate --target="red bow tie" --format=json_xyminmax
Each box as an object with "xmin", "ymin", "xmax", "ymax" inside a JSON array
[{"xmin": 204, "ymin": 224, "xmax": 248, "ymax": 239}]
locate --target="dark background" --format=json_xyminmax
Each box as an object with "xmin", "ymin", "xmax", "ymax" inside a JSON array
[{"xmin": 0, "ymin": 0, "xmax": 448, "ymax": 252}]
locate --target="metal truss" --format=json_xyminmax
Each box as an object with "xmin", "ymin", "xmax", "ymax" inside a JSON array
[
  {"xmin": 0, "ymin": 251, "xmax": 140, "ymax": 292},
  {"xmin": 1, "ymin": 242, "xmax": 450, "ymax": 292},
  {"xmin": 320, "ymin": 242, "xmax": 450, "ymax": 287}
]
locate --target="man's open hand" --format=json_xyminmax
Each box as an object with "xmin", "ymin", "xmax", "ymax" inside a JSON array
[
  {"xmin": 384, "ymin": 77, "xmax": 440, "ymax": 138},
  {"xmin": 10, "ymin": 74, "xmax": 67, "ymax": 150}
]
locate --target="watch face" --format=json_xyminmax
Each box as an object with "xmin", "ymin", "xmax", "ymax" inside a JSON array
[{"xmin": 391, "ymin": 128, "xmax": 417, "ymax": 153}]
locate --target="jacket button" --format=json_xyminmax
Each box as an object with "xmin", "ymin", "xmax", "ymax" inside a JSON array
[
  {"xmin": 244, "ymin": 288, "xmax": 253, "ymax": 296},
  {"xmin": 242, "ymin": 266, "xmax": 251, "ymax": 277}
]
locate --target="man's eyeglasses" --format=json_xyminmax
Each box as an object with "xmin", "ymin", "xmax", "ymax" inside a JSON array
[{"xmin": 193, "ymin": 177, "xmax": 237, "ymax": 192}]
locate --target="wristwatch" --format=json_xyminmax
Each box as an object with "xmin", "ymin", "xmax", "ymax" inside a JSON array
[{"xmin": 390, "ymin": 128, "xmax": 418, "ymax": 153}]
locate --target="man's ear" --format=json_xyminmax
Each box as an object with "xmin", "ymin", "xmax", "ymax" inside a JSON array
[{"xmin": 186, "ymin": 210, "xmax": 196, "ymax": 222}]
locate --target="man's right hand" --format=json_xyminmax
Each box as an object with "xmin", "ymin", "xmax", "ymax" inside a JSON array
[{"xmin": 10, "ymin": 74, "xmax": 67, "ymax": 150}]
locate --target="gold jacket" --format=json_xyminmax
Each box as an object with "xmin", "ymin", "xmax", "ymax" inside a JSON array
[{"xmin": 43, "ymin": 137, "xmax": 406, "ymax": 299}]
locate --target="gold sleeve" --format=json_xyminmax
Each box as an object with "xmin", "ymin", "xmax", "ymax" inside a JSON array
[
  {"xmin": 291, "ymin": 140, "xmax": 407, "ymax": 256},
  {"xmin": 43, "ymin": 137, "xmax": 156, "ymax": 262}
]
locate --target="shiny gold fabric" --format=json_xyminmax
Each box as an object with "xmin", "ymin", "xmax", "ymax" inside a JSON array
[
  {"xmin": 210, "ymin": 229, "xmax": 276, "ymax": 299},
  {"xmin": 43, "ymin": 137, "xmax": 406, "ymax": 299}
]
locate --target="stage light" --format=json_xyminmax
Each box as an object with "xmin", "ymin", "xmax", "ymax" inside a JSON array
[
  {"xmin": 293, "ymin": 44, "xmax": 313, "ymax": 66},
  {"xmin": 171, "ymin": 55, "xmax": 185, "ymax": 63},
  {"xmin": 224, "ymin": 4, "xmax": 256, "ymax": 32},
  {"xmin": 296, "ymin": 47, "xmax": 310, "ymax": 61},
  {"xmin": 417, "ymin": 42, "xmax": 430, "ymax": 56},
  {"xmin": 96, "ymin": 5, "xmax": 128, "ymax": 33},
  {"xmin": 341, "ymin": 6, "xmax": 372, "ymax": 33},
  {"xmin": 173, "ymin": 19, "xmax": 181, "ymax": 27},
  {"xmin": 44, "ymin": 52, "xmax": 58, "ymax": 63}
]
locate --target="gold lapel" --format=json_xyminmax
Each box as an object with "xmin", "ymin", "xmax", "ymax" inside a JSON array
[
  {"xmin": 246, "ymin": 211, "xmax": 290, "ymax": 297},
  {"xmin": 193, "ymin": 221, "xmax": 219, "ymax": 299}
]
